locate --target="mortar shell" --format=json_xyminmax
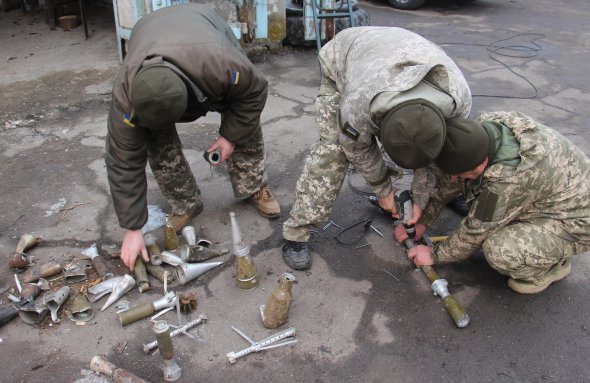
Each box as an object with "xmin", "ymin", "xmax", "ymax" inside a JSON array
[{"xmin": 145, "ymin": 263, "xmax": 175, "ymax": 283}]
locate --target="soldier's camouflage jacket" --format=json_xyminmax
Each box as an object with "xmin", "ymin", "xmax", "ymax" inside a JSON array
[
  {"xmin": 105, "ymin": 4, "xmax": 268, "ymax": 230},
  {"xmin": 319, "ymin": 26, "xmax": 472, "ymax": 198},
  {"xmin": 418, "ymin": 111, "xmax": 590, "ymax": 263}
]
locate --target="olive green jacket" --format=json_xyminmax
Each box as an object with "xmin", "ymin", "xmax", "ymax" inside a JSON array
[{"xmin": 105, "ymin": 4, "xmax": 268, "ymax": 230}]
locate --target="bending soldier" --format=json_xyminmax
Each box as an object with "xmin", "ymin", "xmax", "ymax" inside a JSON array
[
  {"xmin": 106, "ymin": 4, "xmax": 280, "ymax": 270},
  {"xmin": 282, "ymin": 26, "xmax": 473, "ymax": 270}
]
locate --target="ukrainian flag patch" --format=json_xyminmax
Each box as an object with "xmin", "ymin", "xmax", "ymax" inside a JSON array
[{"xmin": 231, "ymin": 71, "xmax": 240, "ymax": 85}]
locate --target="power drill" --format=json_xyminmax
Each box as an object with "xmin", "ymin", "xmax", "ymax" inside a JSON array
[{"xmin": 394, "ymin": 189, "xmax": 416, "ymax": 247}]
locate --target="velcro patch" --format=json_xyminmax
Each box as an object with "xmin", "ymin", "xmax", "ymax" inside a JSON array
[
  {"xmin": 473, "ymin": 189, "xmax": 499, "ymax": 222},
  {"xmin": 231, "ymin": 71, "xmax": 240, "ymax": 85}
]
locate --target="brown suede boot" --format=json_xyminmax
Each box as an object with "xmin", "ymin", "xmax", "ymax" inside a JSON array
[
  {"xmin": 248, "ymin": 185, "xmax": 280, "ymax": 219},
  {"xmin": 169, "ymin": 204, "xmax": 204, "ymax": 233},
  {"xmin": 507, "ymin": 258, "xmax": 571, "ymax": 294}
]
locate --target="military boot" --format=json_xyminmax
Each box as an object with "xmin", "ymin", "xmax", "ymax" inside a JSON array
[
  {"xmin": 282, "ymin": 240, "xmax": 311, "ymax": 270},
  {"xmin": 169, "ymin": 204, "xmax": 204, "ymax": 233},
  {"xmin": 507, "ymin": 258, "xmax": 571, "ymax": 294},
  {"xmin": 248, "ymin": 185, "xmax": 281, "ymax": 219}
]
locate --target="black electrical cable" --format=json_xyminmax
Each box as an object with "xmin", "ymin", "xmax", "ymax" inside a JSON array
[
  {"xmin": 333, "ymin": 167, "xmax": 392, "ymax": 245},
  {"xmin": 437, "ymin": 33, "xmax": 546, "ymax": 99},
  {"xmin": 334, "ymin": 210, "xmax": 379, "ymax": 246}
]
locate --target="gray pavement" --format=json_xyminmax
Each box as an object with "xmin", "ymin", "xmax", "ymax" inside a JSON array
[{"xmin": 1, "ymin": 0, "xmax": 589, "ymax": 382}]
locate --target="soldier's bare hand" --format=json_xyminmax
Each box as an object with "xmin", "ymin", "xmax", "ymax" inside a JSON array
[
  {"xmin": 407, "ymin": 204, "xmax": 423, "ymax": 225},
  {"xmin": 121, "ymin": 229, "xmax": 149, "ymax": 271},
  {"xmin": 207, "ymin": 136, "xmax": 235, "ymax": 164},
  {"xmin": 407, "ymin": 245, "xmax": 434, "ymax": 266},
  {"xmin": 394, "ymin": 223, "xmax": 426, "ymax": 243}
]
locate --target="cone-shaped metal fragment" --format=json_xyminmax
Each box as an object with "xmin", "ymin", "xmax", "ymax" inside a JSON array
[
  {"xmin": 230, "ymin": 212, "xmax": 250, "ymax": 256},
  {"xmin": 161, "ymin": 251, "xmax": 185, "ymax": 267},
  {"xmin": 86, "ymin": 276, "xmax": 124, "ymax": 302},
  {"xmin": 101, "ymin": 274, "xmax": 135, "ymax": 311},
  {"xmin": 176, "ymin": 261, "xmax": 223, "ymax": 285}
]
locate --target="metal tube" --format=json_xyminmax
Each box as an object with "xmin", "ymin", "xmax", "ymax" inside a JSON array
[
  {"xmin": 143, "ymin": 314, "xmax": 207, "ymax": 354},
  {"xmin": 153, "ymin": 321, "xmax": 174, "ymax": 360}
]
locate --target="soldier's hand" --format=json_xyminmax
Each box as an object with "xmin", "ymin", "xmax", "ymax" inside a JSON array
[
  {"xmin": 393, "ymin": 223, "xmax": 426, "ymax": 243},
  {"xmin": 378, "ymin": 190, "xmax": 398, "ymax": 217},
  {"xmin": 407, "ymin": 204, "xmax": 423, "ymax": 225},
  {"xmin": 207, "ymin": 136, "xmax": 235, "ymax": 164},
  {"xmin": 407, "ymin": 245, "xmax": 434, "ymax": 266},
  {"xmin": 121, "ymin": 229, "xmax": 149, "ymax": 271}
]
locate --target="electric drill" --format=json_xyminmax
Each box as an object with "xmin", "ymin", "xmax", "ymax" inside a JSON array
[{"xmin": 394, "ymin": 189, "xmax": 416, "ymax": 247}]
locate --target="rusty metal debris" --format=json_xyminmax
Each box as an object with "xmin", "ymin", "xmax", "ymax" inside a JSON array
[
  {"xmin": 81, "ymin": 243, "xmax": 114, "ymax": 279},
  {"xmin": 178, "ymin": 292, "xmax": 197, "ymax": 315},
  {"xmin": 90, "ymin": 355, "xmax": 149, "ymax": 383},
  {"xmin": 15, "ymin": 233, "xmax": 41, "ymax": 254},
  {"xmin": 67, "ymin": 293, "xmax": 94, "ymax": 323},
  {"xmin": 43, "ymin": 286, "xmax": 70, "ymax": 323},
  {"xmin": 21, "ymin": 262, "xmax": 62, "ymax": 284}
]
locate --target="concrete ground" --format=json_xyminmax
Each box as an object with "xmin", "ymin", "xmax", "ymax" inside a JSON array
[{"xmin": 1, "ymin": 0, "xmax": 589, "ymax": 382}]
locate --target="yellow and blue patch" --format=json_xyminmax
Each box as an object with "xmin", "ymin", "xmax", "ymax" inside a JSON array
[
  {"xmin": 123, "ymin": 113, "xmax": 135, "ymax": 127},
  {"xmin": 231, "ymin": 71, "xmax": 240, "ymax": 85}
]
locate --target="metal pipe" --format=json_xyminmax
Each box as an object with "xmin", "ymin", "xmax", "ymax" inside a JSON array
[{"xmin": 143, "ymin": 314, "xmax": 207, "ymax": 354}]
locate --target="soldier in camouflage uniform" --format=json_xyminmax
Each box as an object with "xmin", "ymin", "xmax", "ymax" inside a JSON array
[
  {"xmin": 398, "ymin": 111, "xmax": 590, "ymax": 294},
  {"xmin": 282, "ymin": 26, "xmax": 473, "ymax": 270},
  {"xmin": 105, "ymin": 4, "xmax": 280, "ymax": 271}
]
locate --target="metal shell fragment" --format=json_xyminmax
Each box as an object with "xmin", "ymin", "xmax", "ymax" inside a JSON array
[
  {"xmin": 43, "ymin": 286, "xmax": 70, "ymax": 323},
  {"xmin": 101, "ymin": 274, "xmax": 136, "ymax": 311},
  {"xmin": 67, "ymin": 293, "xmax": 94, "ymax": 323}
]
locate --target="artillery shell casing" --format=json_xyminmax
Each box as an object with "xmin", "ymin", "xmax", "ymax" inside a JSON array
[
  {"xmin": 21, "ymin": 283, "xmax": 42, "ymax": 301},
  {"xmin": 147, "ymin": 242, "xmax": 163, "ymax": 266},
  {"xmin": 133, "ymin": 258, "xmax": 151, "ymax": 293},
  {"xmin": 0, "ymin": 304, "xmax": 19, "ymax": 328},
  {"xmin": 145, "ymin": 263, "xmax": 175, "ymax": 283},
  {"xmin": 235, "ymin": 255, "xmax": 258, "ymax": 291},
  {"xmin": 118, "ymin": 302, "xmax": 155, "ymax": 326},
  {"xmin": 92, "ymin": 255, "xmax": 114, "ymax": 279},
  {"xmin": 90, "ymin": 355, "xmax": 149, "ymax": 383},
  {"xmin": 22, "ymin": 262, "xmax": 62, "ymax": 283},
  {"xmin": 153, "ymin": 321, "xmax": 175, "ymax": 360}
]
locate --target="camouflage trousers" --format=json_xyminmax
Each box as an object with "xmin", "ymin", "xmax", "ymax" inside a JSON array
[
  {"xmin": 482, "ymin": 221, "xmax": 589, "ymax": 282},
  {"xmin": 147, "ymin": 125, "xmax": 267, "ymax": 216},
  {"xmin": 283, "ymin": 77, "xmax": 349, "ymax": 242}
]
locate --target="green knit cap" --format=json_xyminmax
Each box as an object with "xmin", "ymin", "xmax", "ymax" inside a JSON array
[
  {"xmin": 435, "ymin": 117, "xmax": 493, "ymax": 174},
  {"xmin": 380, "ymin": 99, "xmax": 446, "ymax": 169},
  {"xmin": 130, "ymin": 66, "xmax": 188, "ymax": 129}
]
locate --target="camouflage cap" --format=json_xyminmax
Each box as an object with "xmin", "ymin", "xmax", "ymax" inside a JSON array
[
  {"xmin": 380, "ymin": 99, "xmax": 446, "ymax": 169},
  {"xmin": 435, "ymin": 117, "xmax": 493, "ymax": 174},
  {"xmin": 130, "ymin": 66, "xmax": 188, "ymax": 129}
]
